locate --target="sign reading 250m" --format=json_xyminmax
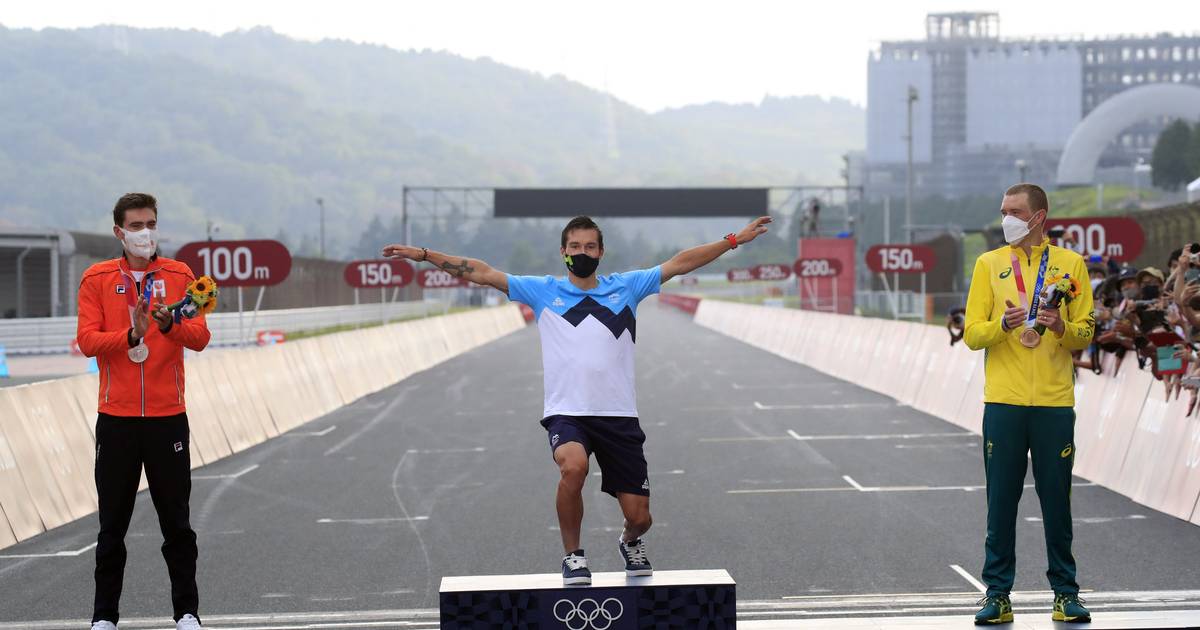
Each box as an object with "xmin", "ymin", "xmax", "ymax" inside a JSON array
[{"xmin": 175, "ymin": 240, "xmax": 293, "ymax": 287}]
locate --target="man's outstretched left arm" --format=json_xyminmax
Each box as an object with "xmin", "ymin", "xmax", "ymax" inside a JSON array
[{"xmin": 659, "ymin": 216, "xmax": 772, "ymax": 283}]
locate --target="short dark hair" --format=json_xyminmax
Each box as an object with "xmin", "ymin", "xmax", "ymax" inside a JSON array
[
  {"xmin": 561, "ymin": 215, "xmax": 603, "ymax": 250},
  {"xmin": 1004, "ymin": 183, "xmax": 1049, "ymax": 214},
  {"xmin": 113, "ymin": 193, "xmax": 158, "ymax": 227}
]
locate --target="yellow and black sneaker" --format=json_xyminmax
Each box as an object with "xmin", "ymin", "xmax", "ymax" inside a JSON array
[
  {"xmin": 974, "ymin": 594, "xmax": 1014, "ymax": 625},
  {"xmin": 1053, "ymin": 592, "xmax": 1091, "ymax": 623}
]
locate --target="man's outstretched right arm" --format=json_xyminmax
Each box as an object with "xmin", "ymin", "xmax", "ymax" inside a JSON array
[{"xmin": 381, "ymin": 245, "xmax": 508, "ymax": 293}]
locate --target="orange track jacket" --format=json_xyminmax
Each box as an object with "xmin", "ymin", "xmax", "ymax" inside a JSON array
[{"xmin": 76, "ymin": 256, "xmax": 211, "ymax": 417}]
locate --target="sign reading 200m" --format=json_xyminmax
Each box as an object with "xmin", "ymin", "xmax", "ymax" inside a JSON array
[{"xmin": 175, "ymin": 240, "xmax": 292, "ymax": 287}]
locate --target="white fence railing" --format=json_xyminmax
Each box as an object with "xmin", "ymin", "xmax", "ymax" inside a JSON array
[{"xmin": 0, "ymin": 300, "xmax": 451, "ymax": 355}]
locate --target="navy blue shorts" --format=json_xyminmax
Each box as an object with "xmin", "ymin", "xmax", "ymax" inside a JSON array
[{"xmin": 541, "ymin": 415, "xmax": 650, "ymax": 498}]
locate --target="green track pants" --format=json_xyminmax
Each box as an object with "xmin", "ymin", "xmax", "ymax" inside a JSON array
[{"xmin": 981, "ymin": 402, "xmax": 1080, "ymax": 596}]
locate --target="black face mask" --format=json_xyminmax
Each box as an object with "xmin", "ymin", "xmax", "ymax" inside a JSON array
[
  {"xmin": 564, "ymin": 253, "xmax": 600, "ymax": 278},
  {"xmin": 1142, "ymin": 284, "xmax": 1161, "ymax": 300}
]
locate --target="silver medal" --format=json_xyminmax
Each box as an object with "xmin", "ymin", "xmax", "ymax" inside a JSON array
[{"xmin": 128, "ymin": 341, "xmax": 149, "ymax": 363}]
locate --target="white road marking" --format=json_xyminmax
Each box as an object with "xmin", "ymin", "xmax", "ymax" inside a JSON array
[
  {"xmin": 593, "ymin": 469, "xmax": 683, "ymax": 477},
  {"xmin": 193, "ymin": 464, "xmax": 259, "ymax": 480},
  {"xmin": 294, "ymin": 425, "xmax": 337, "ymax": 437},
  {"xmin": 405, "ymin": 447, "xmax": 486, "ymax": 454},
  {"xmin": 700, "ymin": 436, "xmax": 794, "ymax": 443},
  {"xmin": 842, "ymin": 475, "xmax": 866, "ymax": 492},
  {"xmin": 754, "ymin": 401, "xmax": 896, "ymax": 411},
  {"xmin": 950, "ymin": 564, "xmax": 987, "ymax": 593},
  {"xmin": 324, "ymin": 387, "xmax": 415, "ymax": 456},
  {"xmin": 729, "ymin": 482, "xmax": 1099, "ymax": 495},
  {"xmin": 6, "ymin": 595, "xmax": 1198, "ymax": 628},
  {"xmin": 895, "ymin": 442, "xmax": 978, "ymax": 449},
  {"xmin": 0, "ymin": 542, "xmax": 96, "ymax": 559},
  {"xmin": 1025, "ymin": 514, "xmax": 1147, "ymax": 524},
  {"xmin": 733, "ymin": 383, "xmax": 841, "ymax": 390},
  {"xmin": 316, "ymin": 516, "xmax": 430, "ymax": 524},
  {"xmin": 785, "ymin": 431, "xmax": 972, "ymax": 441}
]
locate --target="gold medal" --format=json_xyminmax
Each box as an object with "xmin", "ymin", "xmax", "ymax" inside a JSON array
[{"xmin": 1020, "ymin": 327, "xmax": 1041, "ymax": 348}]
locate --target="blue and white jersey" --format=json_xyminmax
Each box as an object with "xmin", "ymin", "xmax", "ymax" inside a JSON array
[{"xmin": 507, "ymin": 267, "xmax": 661, "ymax": 419}]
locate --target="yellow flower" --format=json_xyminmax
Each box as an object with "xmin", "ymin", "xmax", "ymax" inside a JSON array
[
  {"xmin": 188, "ymin": 276, "xmax": 219, "ymax": 312},
  {"xmin": 1048, "ymin": 274, "xmax": 1080, "ymax": 300}
]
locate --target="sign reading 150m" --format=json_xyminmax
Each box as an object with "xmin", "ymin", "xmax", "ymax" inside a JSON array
[
  {"xmin": 866, "ymin": 244, "xmax": 937, "ymax": 274},
  {"xmin": 1045, "ymin": 217, "xmax": 1144, "ymax": 262},
  {"xmin": 343, "ymin": 259, "xmax": 415, "ymax": 288},
  {"xmin": 175, "ymin": 240, "xmax": 292, "ymax": 287}
]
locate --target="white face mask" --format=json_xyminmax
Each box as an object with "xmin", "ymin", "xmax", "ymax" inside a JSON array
[
  {"xmin": 1091, "ymin": 278, "xmax": 1104, "ymax": 291},
  {"xmin": 1001, "ymin": 214, "xmax": 1030, "ymax": 244},
  {"xmin": 120, "ymin": 227, "xmax": 158, "ymax": 259}
]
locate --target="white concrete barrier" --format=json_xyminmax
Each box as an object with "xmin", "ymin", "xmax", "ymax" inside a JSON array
[
  {"xmin": 0, "ymin": 305, "xmax": 526, "ymax": 550},
  {"xmin": 691, "ymin": 299, "xmax": 1200, "ymax": 526}
]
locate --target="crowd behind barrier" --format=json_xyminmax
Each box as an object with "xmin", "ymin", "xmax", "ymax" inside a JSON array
[
  {"xmin": 0, "ymin": 305, "xmax": 527, "ymax": 550},
  {"xmin": 671, "ymin": 298, "xmax": 1200, "ymax": 527}
]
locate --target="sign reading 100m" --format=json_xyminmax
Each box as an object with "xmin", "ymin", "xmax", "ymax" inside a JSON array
[{"xmin": 175, "ymin": 240, "xmax": 293, "ymax": 287}]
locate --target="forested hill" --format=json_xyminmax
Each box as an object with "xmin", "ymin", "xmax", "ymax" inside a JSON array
[{"xmin": 0, "ymin": 24, "xmax": 863, "ymax": 257}]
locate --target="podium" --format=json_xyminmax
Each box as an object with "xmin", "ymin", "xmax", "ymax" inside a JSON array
[{"xmin": 440, "ymin": 569, "xmax": 736, "ymax": 629}]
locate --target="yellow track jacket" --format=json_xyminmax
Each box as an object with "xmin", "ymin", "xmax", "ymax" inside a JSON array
[{"xmin": 964, "ymin": 238, "xmax": 1095, "ymax": 407}]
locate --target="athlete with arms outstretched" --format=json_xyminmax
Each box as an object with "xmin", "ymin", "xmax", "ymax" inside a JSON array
[{"xmin": 383, "ymin": 214, "xmax": 771, "ymax": 584}]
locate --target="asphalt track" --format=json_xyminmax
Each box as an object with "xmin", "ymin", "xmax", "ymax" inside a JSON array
[{"xmin": 3, "ymin": 299, "xmax": 1200, "ymax": 628}]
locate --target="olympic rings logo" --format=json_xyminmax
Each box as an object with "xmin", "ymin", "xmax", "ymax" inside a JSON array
[{"xmin": 553, "ymin": 597, "xmax": 624, "ymax": 630}]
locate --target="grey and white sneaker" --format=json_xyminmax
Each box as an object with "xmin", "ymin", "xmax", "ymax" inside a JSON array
[
  {"xmin": 618, "ymin": 537, "xmax": 653, "ymax": 577},
  {"xmin": 176, "ymin": 614, "xmax": 203, "ymax": 630},
  {"xmin": 91, "ymin": 622, "xmax": 117, "ymax": 630},
  {"xmin": 562, "ymin": 549, "xmax": 592, "ymax": 586}
]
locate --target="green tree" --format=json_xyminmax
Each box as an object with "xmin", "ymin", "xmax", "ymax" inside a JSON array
[
  {"xmin": 1188, "ymin": 122, "xmax": 1200, "ymax": 183},
  {"xmin": 1151, "ymin": 119, "xmax": 1195, "ymax": 191}
]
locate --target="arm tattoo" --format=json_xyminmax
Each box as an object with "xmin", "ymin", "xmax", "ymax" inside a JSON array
[{"xmin": 441, "ymin": 259, "xmax": 475, "ymax": 278}]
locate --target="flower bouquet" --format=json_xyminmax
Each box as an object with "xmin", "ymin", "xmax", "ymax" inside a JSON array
[
  {"xmin": 1034, "ymin": 274, "xmax": 1080, "ymax": 336},
  {"xmin": 168, "ymin": 276, "xmax": 219, "ymax": 323}
]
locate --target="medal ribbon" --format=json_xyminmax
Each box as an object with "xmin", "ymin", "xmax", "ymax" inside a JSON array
[
  {"xmin": 122, "ymin": 271, "xmax": 156, "ymax": 327},
  {"xmin": 1009, "ymin": 248, "xmax": 1050, "ymax": 330}
]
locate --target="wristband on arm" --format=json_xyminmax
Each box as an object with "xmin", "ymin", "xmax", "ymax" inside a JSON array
[{"xmin": 725, "ymin": 233, "xmax": 738, "ymax": 249}]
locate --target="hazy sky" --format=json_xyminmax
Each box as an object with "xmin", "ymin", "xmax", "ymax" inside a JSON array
[{"xmin": 5, "ymin": 1, "xmax": 1198, "ymax": 111}]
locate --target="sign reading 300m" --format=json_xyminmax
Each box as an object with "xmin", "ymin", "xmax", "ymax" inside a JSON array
[
  {"xmin": 175, "ymin": 240, "xmax": 292, "ymax": 287},
  {"xmin": 1045, "ymin": 217, "xmax": 1144, "ymax": 262}
]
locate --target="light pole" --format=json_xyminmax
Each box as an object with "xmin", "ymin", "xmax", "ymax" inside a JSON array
[
  {"xmin": 905, "ymin": 85, "xmax": 918, "ymax": 244},
  {"xmin": 1015, "ymin": 159, "xmax": 1028, "ymax": 183},
  {"xmin": 841, "ymin": 153, "xmax": 852, "ymax": 233},
  {"xmin": 315, "ymin": 197, "xmax": 325, "ymax": 258}
]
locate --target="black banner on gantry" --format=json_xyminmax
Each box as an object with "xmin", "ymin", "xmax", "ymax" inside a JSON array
[{"xmin": 493, "ymin": 188, "xmax": 768, "ymax": 218}]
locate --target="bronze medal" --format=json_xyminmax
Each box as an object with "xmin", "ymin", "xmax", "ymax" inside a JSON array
[{"xmin": 1020, "ymin": 327, "xmax": 1041, "ymax": 348}]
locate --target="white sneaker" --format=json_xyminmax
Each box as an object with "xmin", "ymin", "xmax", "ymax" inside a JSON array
[
  {"xmin": 91, "ymin": 622, "xmax": 117, "ymax": 630},
  {"xmin": 176, "ymin": 614, "xmax": 203, "ymax": 630}
]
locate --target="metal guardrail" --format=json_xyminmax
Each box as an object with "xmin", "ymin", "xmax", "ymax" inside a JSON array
[{"xmin": 0, "ymin": 300, "xmax": 450, "ymax": 355}]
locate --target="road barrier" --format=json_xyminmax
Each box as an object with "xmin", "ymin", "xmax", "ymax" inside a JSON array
[
  {"xmin": 0, "ymin": 305, "xmax": 526, "ymax": 550},
  {"xmin": 686, "ymin": 298, "xmax": 1200, "ymax": 526},
  {"xmin": 0, "ymin": 301, "xmax": 446, "ymax": 355}
]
